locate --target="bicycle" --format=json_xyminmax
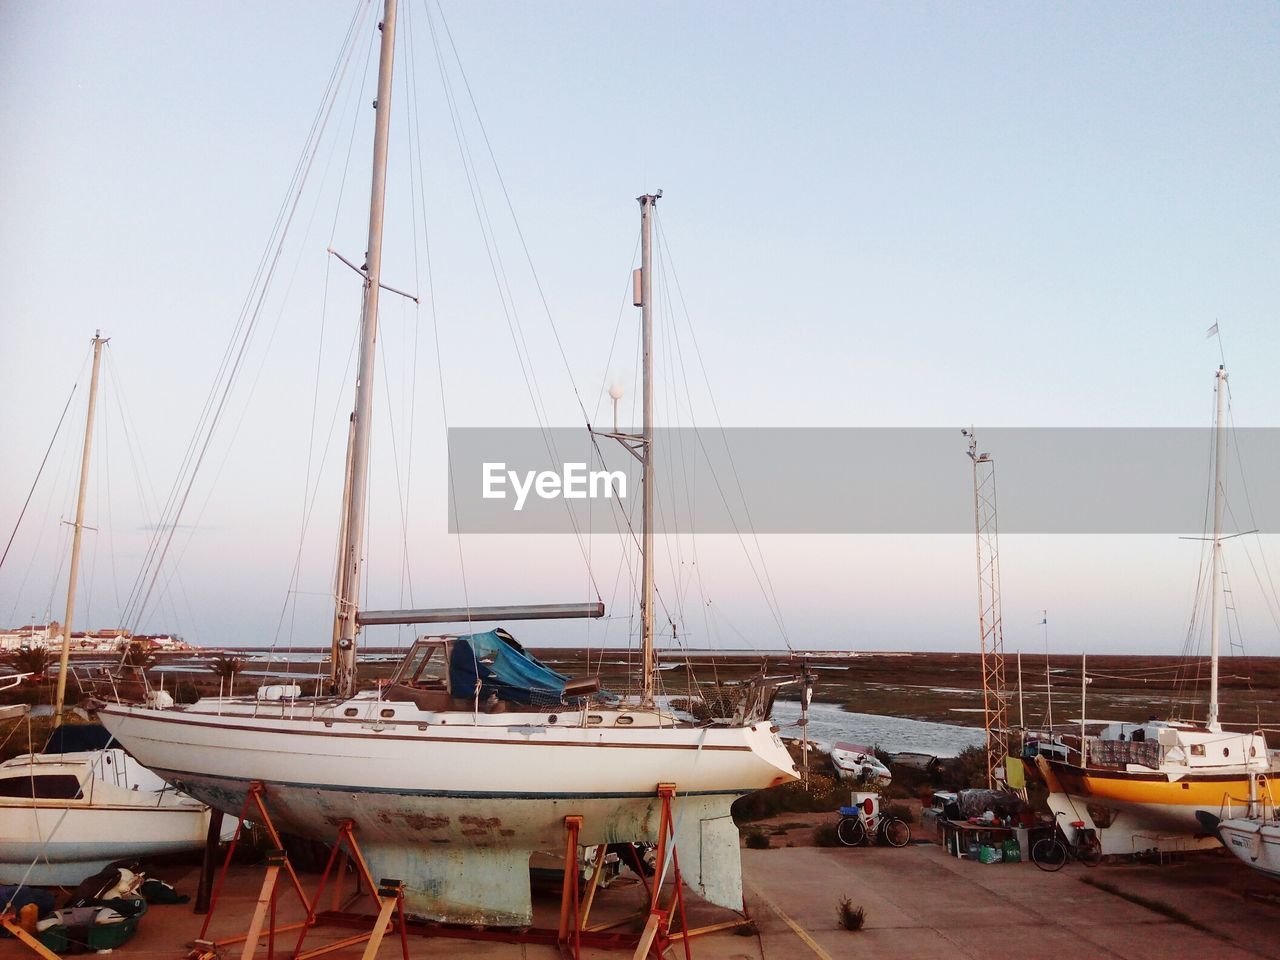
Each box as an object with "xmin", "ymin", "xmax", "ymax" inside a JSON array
[
  {"xmin": 1030, "ymin": 811, "xmax": 1102, "ymax": 871},
  {"xmin": 837, "ymin": 807, "xmax": 911, "ymax": 848}
]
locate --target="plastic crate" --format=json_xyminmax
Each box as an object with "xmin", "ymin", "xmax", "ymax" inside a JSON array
[
  {"xmin": 36, "ymin": 925, "xmax": 69, "ymax": 953},
  {"xmin": 86, "ymin": 912, "xmax": 143, "ymax": 951}
]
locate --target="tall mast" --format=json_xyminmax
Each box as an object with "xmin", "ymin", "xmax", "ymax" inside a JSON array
[
  {"xmin": 1208, "ymin": 365, "xmax": 1227, "ymax": 730},
  {"xmin": 332, "ymin": 0, "xmax": 398, "ymax": 697},
  {"xmin": 638, "ymin": 193, "xmax": 658, "ymax": 703},
  {"xmin": 55, "ymin": 331, "xmax": 107, "ymax": 723}
]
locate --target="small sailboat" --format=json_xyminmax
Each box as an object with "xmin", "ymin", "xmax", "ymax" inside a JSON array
[
  {"xmin": 1034, "ymin": 365, "xmax": 1276, "ymax": 857},
  {"xmin": 0, "ymin": 334, "xmax": 219, "ymax": 886},
  {"xmin": 96, "ymin": 0, "xmax": 797, "ymax": 926}
]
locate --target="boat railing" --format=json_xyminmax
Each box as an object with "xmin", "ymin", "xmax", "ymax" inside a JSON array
[
  {"xmin": 71, "ymin": 663, "xmax": 145, "ymax": 705},
  {"xmin": 1217, "ymin": 773, "xmax": 1278, "ymax": 822}
]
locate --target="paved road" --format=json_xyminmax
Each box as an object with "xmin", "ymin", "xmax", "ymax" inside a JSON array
[{"xmin": 71, "ymin": 843, "xmax": 1280, "ymax": 959}]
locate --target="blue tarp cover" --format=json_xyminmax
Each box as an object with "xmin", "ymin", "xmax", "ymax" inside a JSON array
[
  {"xmin": 448, "ymin": 628, "xmax": 569, "ymax": 706},
  {"xmin": 43, "ymin": 723, "xmax": 116, "ymax": 754}
]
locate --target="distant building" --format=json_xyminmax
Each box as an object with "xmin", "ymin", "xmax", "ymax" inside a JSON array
[
  {"xmin": 0, "ymin": 623, "xmax": 57, "ymax": 651},
  {"xmin": 0, "ymin": 623, "xmax": 189, "ymax": 653}
]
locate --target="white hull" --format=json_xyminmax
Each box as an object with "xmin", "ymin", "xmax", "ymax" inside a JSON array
[
  {"xmin": 0, "ymin": 804, "xmax": 213, "ymax": 885},
  {"xmin": 98, "ymin": 697, "xmax": 797, "ymax": 924},
  {"xmin": 1216, "ymin": 818, "xmax": 1280, "ymax": 880},
  {"xmin": 0, "ymin": 748, "xmax": 214, "ymax": 886},
  {"xmin": 1043, "ymin": 788, "xmax": 1229, "ymax": 857}
]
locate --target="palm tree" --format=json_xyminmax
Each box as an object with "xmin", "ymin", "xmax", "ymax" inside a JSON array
[
  {"xmin": 207, "ymin": 653, "xmax": 245, "ymax": 682},
  {"xmin": 3, "ymin": 646, "xmax": 51, "ymax": 680},
  {"xmin": 118, "ymin": 640, "xmax": 157, "ymax": 671}
]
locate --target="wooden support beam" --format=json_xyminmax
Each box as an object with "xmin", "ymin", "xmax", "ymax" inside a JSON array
[
  {"xmin": 239, "ymin": 852, "xmax": 283, "ymax": 960},
  {"xmin": 0, "ymin": 912, "xmax": 62, "ymax": 960},
  {"xmin": 578, "ymin": 844, "xmax": 608, "ymax": 931},
  {"xmin": 632, "ymin": 913, "xmax": 664, "ymax": 960},
  {"xmin": 359, "ymin": 889, "xmax": 399, "ymax": 960}
]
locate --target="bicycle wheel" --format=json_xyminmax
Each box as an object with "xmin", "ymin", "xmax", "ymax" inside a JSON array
[
  {"xmin": 882, "ymin": 817, "xmax": 911, "ymax": 848},
  {"xmin": 837, "ymin": 817, "xmax": 867, "ymax": 847},
  {"xmin": 1079, "ymin": 834, "xmax": 1102, "ymax": 866},
  {"xmin": 1031, "ymin": 837, "xmax": 1067, "ymax": 872}
]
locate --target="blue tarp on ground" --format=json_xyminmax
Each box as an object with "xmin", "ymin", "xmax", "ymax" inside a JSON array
[{"xmin": 448, "ymin": 629, "xmax": 569, "ymax": 706}]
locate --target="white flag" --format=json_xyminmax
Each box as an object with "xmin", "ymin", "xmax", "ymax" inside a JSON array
[{"xmin": 1206, "ymin": 322, "xmax": 1219, "ymax": 339}]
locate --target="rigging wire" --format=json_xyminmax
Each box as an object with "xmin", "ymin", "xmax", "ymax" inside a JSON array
[
  {"xmin": 120, "ymin": 1, "xmax": 372, "ymax": 634},
  {"xmin": 406, "ymin": 0, "xmax": 473, "ymax": 638},
  {"xmin": 0, "ymin": 377, "xmax": 80, "ymax": 574},
  {"xmin": 269, "ymin": 4, "xmax": 381, "ymax": 659},
  {"xmin": 423, "ymin": 0, "xmax": 603, "ymax": 605},
  {"xmin": 655, "ymin": 212, "xmax": 790, "ymax": 646}
]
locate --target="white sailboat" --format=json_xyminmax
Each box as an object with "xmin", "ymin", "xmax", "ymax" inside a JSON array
[
  {"xmin": 1034, "ymin": 365, "xmax": 1276, "ymax": 857},
  {"xmin": 0, "ymin": 334, "xmax": 219, "ymax": 887},
  {"xmin": 96, "ymin": 0, "xmax": 797, "ymax": 926}
]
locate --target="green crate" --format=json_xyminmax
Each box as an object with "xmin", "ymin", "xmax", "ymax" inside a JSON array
[
  {"xmin": 1002, "ymin": 839, "xmax": 1021, "ymax": 863},
  {"xmin": 978, "ymin": 844, "xmax": 1003, "ymax": 864},
  {"xmin": 36, "ymin": 925, "xmax": 69, "ymax": 953},
  {"xmin": 85, "ymin": 914, "xmax": 142, "ymax": 951}
]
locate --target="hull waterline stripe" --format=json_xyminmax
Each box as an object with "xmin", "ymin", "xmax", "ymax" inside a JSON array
[{"xmin": 154, "ymin": 767, "xmax": 752, "ymax": 800}]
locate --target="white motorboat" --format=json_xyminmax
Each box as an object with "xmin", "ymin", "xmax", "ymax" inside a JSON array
[
  {"xmin": 1199, "ymin": 772, "xmax": 1280, "ymax": 879},
  {"xmin": 0, "ymin": 718, "xmax": 217, "ymax": 886},
  {"xmin": 830, "ymin": 741, "xmax": 891, "ymax": 786}
]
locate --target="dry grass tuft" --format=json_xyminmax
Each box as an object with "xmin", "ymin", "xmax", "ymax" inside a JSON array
[{"xmin": 838, "ymin": 896, "xmax": 865, "ymax": 931}]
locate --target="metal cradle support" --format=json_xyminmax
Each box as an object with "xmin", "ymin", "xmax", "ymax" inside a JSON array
[
  {"xmin": 193, "ymin": 782, "xmax": 312, "ymax": 960},
  {"xmin": 190, "ymin": 781, "xmax": 407, "ymax": 960},
  {"xmin": 184, "ymin": 781, "xmax": 754, "ymax": 959}
]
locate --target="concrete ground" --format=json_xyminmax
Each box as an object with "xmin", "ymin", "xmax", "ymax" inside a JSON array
[{"xmin": 18, "ymin": 841, "xmax": 1280, "ymax": 959}]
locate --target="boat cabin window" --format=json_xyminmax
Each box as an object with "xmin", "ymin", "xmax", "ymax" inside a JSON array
[
  {"xmin": 0, "ymin": 775, "xmax": 83, "ymax": 799},
  {"xmin": 1190, "ymin": 744, "xmax": 1205, "ymax": 757},
  {"xmin": 388, "ymin": 639, "xmax": 451, "ymax": 689}
]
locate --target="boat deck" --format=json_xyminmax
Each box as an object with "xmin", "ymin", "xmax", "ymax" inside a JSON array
[{"xmin": 56, "ymin": 828, "xmax": 1280, "ymax": 959}]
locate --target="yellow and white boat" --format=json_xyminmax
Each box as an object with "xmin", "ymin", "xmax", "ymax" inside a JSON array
[
  {"xmin": 1036, "ymin": 722, "xmax": 1273, "ymax": 856},
  {"xmin": 1033, "ymin": 366, "xmax": 1278, "ymax": 857}
]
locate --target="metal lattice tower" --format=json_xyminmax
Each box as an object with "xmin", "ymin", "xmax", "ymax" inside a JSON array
[{"xmin": 964, "ymin": 430, "xmax": 1011, "ymax": 789}]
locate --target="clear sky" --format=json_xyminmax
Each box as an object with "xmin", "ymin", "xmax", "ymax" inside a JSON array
[{"xmin": 1, "ymin": 2, "xmax": 1278, "ymax": 658}]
